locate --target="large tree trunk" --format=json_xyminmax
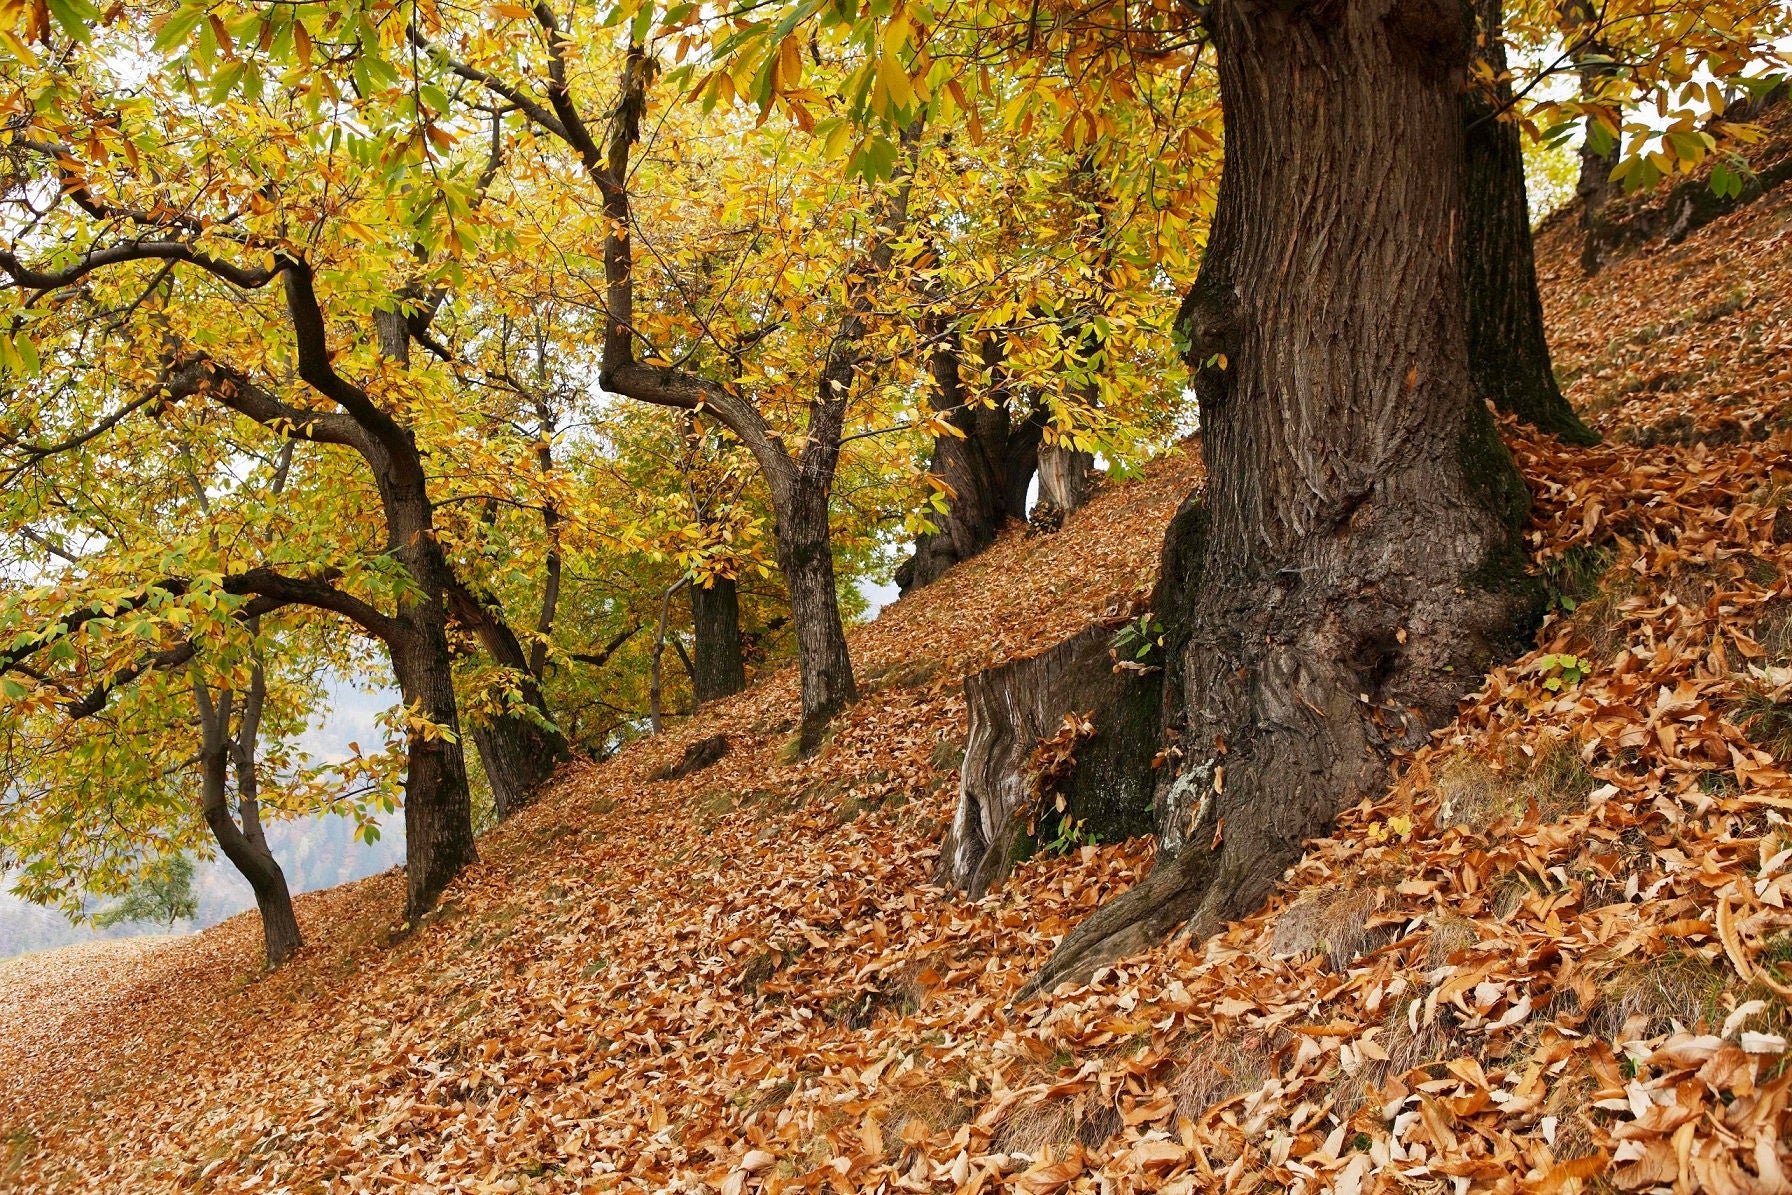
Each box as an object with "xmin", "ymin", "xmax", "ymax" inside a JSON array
[
  {"xmin": 691, "ymin": 576, "xmax": 746, "ymax": 704},
  {"xmin": 1463, "ymin": 0, "xmax": 1598, "ymax": 446},
  {"xmin": 999, "ymin": 405, "xmax": 1045, "ymax": 520},
  {"xmin": 1036, "ymin": 440, "xmax": 1094, "ymax": 516},
  {"xmin": 774, "ymin": 477, "xmax": 857, "ymax": 746},
  {"xmin": 1028, "ymin": 0, "xmax": 1539, "ymax": 995},
  {"xmin": 384, "ymin": 471, "xmax": 479, "ymax": 921},
  {"xmin": 896, "ymin": 327, "xmax": 1032, "ymax": 592},
  {"xmin": 386, "ymin": 598, "xmax": 478, "ymax": 923},
  {"xmin": 469, "ymin": 720, "xmax": 551, "ymax": 820}
]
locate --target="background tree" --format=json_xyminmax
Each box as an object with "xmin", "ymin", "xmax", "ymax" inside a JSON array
[
  {"xmin": 0, "ymin": 32, "xmax": 507, "ymax": 920},
  {"xmin": 1463, "ymin": 0, "xmax": 1600, "ymax": 445}
]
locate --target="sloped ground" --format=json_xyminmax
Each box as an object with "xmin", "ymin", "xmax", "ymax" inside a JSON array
[{"xmin": 4, "ymin": 168, "xmax": 1792, "ymax": 1195}]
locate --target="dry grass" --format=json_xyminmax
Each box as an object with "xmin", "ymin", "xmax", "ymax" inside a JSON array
[
  {"xmin": 1434, "ymin": 734, "xmax": 1596, "ymax": 834},
  {"xmin": 1326, "ymin": 1000, "xmax": 1454, "ymax": 1118},
  {"xmin": 1585, "ymin": 951, "xmax": 1731, "ymax": 1040},
  {"xmin": 1754, "ymin": 597, "xmax": 1792, "ymax": 664},
  {"xmin": 1736, "ymin": 686, "xmax": 1792, "ymax": 759},
  {"xmin": 991, "ymin": 1099, "xmax": 1078, "ymax": 1160},
  {"xmin": 883, "ymin": 1069, "xmax": 977, "ymax": 1155},
  {"xmin": 1170, "ymin": 1030, "xmax": 1277, "ymax": 1127},
  {"xmin": 1269, "ymin": 883, "xmax": 1390, "ymax": 970}
]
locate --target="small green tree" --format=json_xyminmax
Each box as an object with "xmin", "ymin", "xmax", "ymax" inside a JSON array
[{"xmin": 93, "ymin": 855, "xmax": 198, "ymax": 930}]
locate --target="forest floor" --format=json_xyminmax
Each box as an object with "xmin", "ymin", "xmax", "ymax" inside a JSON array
[{"xmin": 5, "ymin": 130, "xmax": 1792, "ymax": 1194}]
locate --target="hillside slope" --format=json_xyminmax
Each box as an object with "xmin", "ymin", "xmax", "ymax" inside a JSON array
[{"xmin": 4, "ymin": 170, "xmax": 1792, "ymax": 1193}]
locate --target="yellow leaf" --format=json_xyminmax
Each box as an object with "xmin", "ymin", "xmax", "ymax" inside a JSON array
[{"xmin": 878, "ymin": 46, "xmax": 914, "ymax": 112}]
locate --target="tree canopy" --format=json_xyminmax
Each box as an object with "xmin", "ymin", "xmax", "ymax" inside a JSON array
[{"xmin": 0, "ymin": 0, "xmax": 1782, "ymax": 959}]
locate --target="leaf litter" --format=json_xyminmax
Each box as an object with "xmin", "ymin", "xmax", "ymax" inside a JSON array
[{"xmin": 5, "ymin": 155, "xmax": 1792, "ymax": 1195}]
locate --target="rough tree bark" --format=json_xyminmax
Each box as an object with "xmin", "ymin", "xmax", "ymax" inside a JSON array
[
  {"xmin": 772, "ymin": 472, "xmax": 859, "ymax": 743},
  {"xmin": 380, "ymin": 489, "xmax": 480, "ymax": 922},
  {"xmin": 1565, "ymin": 0, "xmax": 1621, "ymax": 274},
  {"xmin": 938, "ymin": 625, "xmax": 1160, "ymax": 900},
  {"xmin": 1027, "ymin": 0, "xmax": 1539, "ymax": 995},
  {"xmin": 286, "ymin": 269, "xmax": 478, "ymax": 923},
  {"xmin": 1463, "ymin": 0, "xmax": 1599, "ymax": 445},
  {"xmin": 193, "ymin": 670, "xmax": 302, "ymax": 967},
  {"xmin": 445, "ymin": 581, "xmax": 570, "ymax": 819},
  {"xmin": 1036, "ymin": 441, "xmax": 1094, "ymax": 516},
  {"xmin": 691, "ymin": 576, "xmax": 747, "ymax": 704}
]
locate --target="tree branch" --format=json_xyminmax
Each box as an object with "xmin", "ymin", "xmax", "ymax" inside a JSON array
[
  {"xmin": 531, "ymin": 2, "xmax": 608, "ymax": 173},
  {"xmin": 407, "ymin": 24, "xmax": 572, "ymax": 144},
  {"xmin": 162, "ymin": 355, "xmax": 370, "ymax": 452},
  {"xmin": 221, "ymin": 567, "xmax": 397, "ymax": 642},
  {"xmin": 1, "ymin": 391, "xmax": 160, "ymax": 478},
  {"xmin": 11, "ymin": 138, "xmax": 214, "ymax": 237},
  {"xmin": 567, "ymin": 623, "xmax": 640, "ymax": 667},
  {"xmin": 279, "ymin": 260, "xmax": 424, "ymax": 482},
  {"xmin": 0, "ymin": 240, "xmax": 275, "ymax": 293},
  {"xmin": 589, "ymin": 45, "xmax": 789, "ymax": 479}
]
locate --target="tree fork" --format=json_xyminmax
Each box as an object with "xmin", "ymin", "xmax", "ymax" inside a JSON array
[{"xmin": 193, "ymin": 676, "xmax": 302, "ymax": 967}]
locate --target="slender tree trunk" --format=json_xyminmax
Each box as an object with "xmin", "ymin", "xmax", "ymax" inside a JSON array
[
  {"xmin": 1039, "ymin": 158, "xmax": 1113, "ymax": 522},
  {"xmin": 382, "ymin": 313, "xmax": 564, "ymax": 825},
  {"xmin": 193, "ymin": 681, "xmax": 302, "ymax": 967},
  {"xmin": 1029, "ymin": 0, "xmax": 1539, "ymax": 994},
  {"xmin": 774, "ymin": 476, "xmax": 856, "ymax": 745},
  {"xmin": 1463, "ymin": 0, "xmax": 1599, "ymax": 445},
  {"xmin": 1566, "ymin": 2, "xmax": 1620, "ymax": 274},
  {"xmin": 528, "ymin": 391, "xmax": 564, "ymax": 680},
  {"xmin": 647, "ymin": 577, "xmax": 687, "ymax": 734},
  {"xmin": 691, "ymin": 576, "xmax": 746, "ymax": 703}
]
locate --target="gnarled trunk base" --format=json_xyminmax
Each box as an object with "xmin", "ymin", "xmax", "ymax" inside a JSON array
[{"xmin": 938, "ymin": 625, "xmax": 1160, "ymax": 900}]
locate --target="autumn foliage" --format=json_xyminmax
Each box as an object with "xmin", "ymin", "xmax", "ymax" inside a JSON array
[{"xmin": 1, "ymin": 157, "xmax": 1792, "ymax": 1187}]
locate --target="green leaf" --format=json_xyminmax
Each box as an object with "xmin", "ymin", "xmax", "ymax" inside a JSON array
[
  {"xmin": 45, "ymin": 0, "xmax": 100, "ymax": 42},
  {"xmin": 208, "ymin": 61, "xmax": 246, "ymax": 104},
  {"xmin": 848, "ymin": 133, "xmax": 897, "ymax": 181},
  {"xmin": 152, "ymin": 3, "xmax": 207, "ymax": 55}
]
